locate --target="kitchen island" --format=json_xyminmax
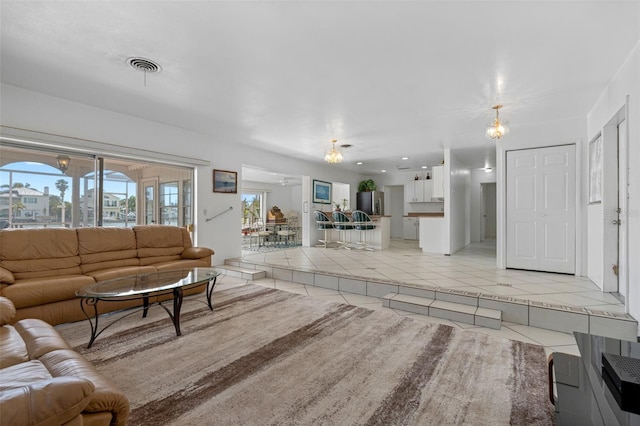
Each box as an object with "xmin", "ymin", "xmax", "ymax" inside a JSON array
[
  {"xmin": 324, "ymin": 213, "xmax": 391, "ymax": 250},
  {"xmin": 416, "ymin": 213, "xmax": 446, "ymax": 254}
]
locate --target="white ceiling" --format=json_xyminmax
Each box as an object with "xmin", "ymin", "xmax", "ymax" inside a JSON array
[{"xmin": 1, "ymin": 1, "xmax": 639, "ymax": 180}]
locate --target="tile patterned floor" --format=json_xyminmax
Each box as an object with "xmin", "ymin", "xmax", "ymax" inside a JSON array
[
  {"xmin": 241, "ymin": 238, "xmax": 626, "ymax": 314},
  {"xmin": 213, "ymin": 273, "xmax": 581, "ymax": 357},
  {"xmin": 233, "ymin": 238, "xmax": 635, "ymax": 355}
]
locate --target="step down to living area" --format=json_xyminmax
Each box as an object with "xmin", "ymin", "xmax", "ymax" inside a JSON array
[
  {"xmin": 216, "ymin": 265, "xmax": 266, "ymax": 281},
  {"xmin": 382, "ymin": 293, "xmax": 502, "ymax": 330}
]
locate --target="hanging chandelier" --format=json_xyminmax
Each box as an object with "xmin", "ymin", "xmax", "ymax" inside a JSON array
[
  {"xmin": 324, "ymin": 139, "xmax": 343, "ymax": 164},
  {"xmin": 486, "ymin": 104, "xmax": 509, "ymax": 140}
]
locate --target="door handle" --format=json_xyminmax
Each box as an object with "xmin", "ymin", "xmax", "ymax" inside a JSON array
[{"xmin": 612, "ymin": 219, "xmax": 621, "ymax": 225}]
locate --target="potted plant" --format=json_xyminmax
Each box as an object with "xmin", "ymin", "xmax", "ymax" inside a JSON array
[{"xmin": 357, "ymin": 179, "xmax": 376, "ymax": 192}]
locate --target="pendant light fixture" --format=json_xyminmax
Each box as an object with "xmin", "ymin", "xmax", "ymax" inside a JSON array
[
  {"xmin": 324, "ymin": 139, "xmax": 343, "ymax": 164},
  {"xmin": 486, "ymin": 105, "xmax": 509, "ymax": 140},
  {"xmin": 56, "ymin": 155, "xmax": 71, "ymax": 174}
]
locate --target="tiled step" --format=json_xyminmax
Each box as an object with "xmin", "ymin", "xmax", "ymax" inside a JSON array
[
  {"xmin": 382, "ymin": 293, "xmax": 502, "ymax": 329},
  {"xmin": 227, "ymin": 258, "xmax": 638, "ymax": 340},
  {"xmin": 216, "ymin": 264, "xmax": 266, "ymax": 281}
]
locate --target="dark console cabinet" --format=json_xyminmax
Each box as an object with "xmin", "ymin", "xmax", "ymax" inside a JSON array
[{"xmin": 553, "ymin": 332, "xmax": 640, "ymax": 425}]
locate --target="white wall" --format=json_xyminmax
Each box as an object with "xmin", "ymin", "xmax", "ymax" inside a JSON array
[
  {"xmin": 587, "ymin": 41, "xmax": 640, "ymax": 327},
  {"xmin": 470, "ymin": 169, "xmax": 497, "ymax": 242},
  {"xmin": 0, "ymin": 84, "xmax": 364, "ymax": 264},
  {"xmin": 496, "ymin": 116, "xmax": 588, "ymax": 271}
]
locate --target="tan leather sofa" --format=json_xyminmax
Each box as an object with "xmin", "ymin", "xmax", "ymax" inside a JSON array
[
  {"xmin": 0, "ymin": 296, "xmax": 130, "ymax": 426},
  {"xmin": 0, "ymin": 225, "xmax": 214, "ymax": 325}
]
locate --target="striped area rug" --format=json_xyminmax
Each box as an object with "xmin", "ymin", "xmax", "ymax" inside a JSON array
[{"xmin": 59, "ymin": 284, "xmax": 555, "ymax": 425}]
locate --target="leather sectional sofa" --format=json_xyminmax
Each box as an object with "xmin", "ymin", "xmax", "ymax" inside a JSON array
[
  {"xmin": 0, "ymin": 296, "xmax": 130, "ymax": 426},
  {"xmin": 0, "ymin": 225, "xmax": 215, "ymax": 326}
]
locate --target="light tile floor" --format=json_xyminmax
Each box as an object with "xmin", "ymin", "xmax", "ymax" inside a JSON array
[
  {"xmin": 236, "ymin": 238, "xmax": 634, "ymax": 356},
  {"xmin": 241, "ymin": 238, "xmax": 626, "ymax": 314},
  {"xmin": 213, "ymin": 273, "xmax": 581, "ymax": 357}
]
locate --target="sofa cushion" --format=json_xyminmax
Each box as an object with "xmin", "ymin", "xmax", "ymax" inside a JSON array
[
  {"xmin": 155, "ymin": 259, "xmax": 211, "ymax": 271},
  {"xmin": 0, "ymin": 326, "xmax": 29, "ymax": 369},
  {"xmin": 134, "ymin": 225, "xmax": 188, "ymax": 265},
  {"xmin": 14, "ymin": 318, "xmax": 72, "ymax": 360},
  {"xmin": 77, "ymin": 227, "xmax": 140, "ymax": 274},
  {"xmin": 0, "ymin": 275, "xmax": 95, "ymax": 309},
  {"xmin": 0, "ymin": 359, "xmax": 52, "ymax": 391},
  {"xmin": 85, "ymin": 265, "xmax": 157, "ymax": 282},
  {"xmin": 0, "ymin": 228, "xmax": 82, "ymax": 280},
  {"xmin": 0, "ymin": 375, "xmax": 94, "ymax": 426}
]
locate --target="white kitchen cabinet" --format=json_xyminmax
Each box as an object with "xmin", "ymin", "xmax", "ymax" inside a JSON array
[
  {"xmin": 405, "ymin": 180, "xmax": 434, "ymax": 202},
  {"xmin": 431, "ymin": 165, "xmax": 444, "ymax": 199},
  {"xmin": 402, "ymin": 217, "xmax": 419, "ymax": 239},
  {"xmin": 419, "ymin": 216, "xmax": 446, "ymax": 253},
  {"xmin": 404, "ymin": 182, "xmax": 417, "ymax": 203}
]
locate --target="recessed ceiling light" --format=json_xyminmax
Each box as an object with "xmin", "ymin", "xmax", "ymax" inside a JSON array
[
  {"xmin": 356, "ymin": 161, "xmax": 363, "ymax": 165},
  {"xmin": 421, "ymin": 165, "xmax": 428, "ymax": 169},
  {"xmin": 401, "ymin": 157, "xmax": 409, "ymax": 160},
  {"xmin": 485, "ymin": 167, "xmax": 493, "ymax": 173},
  {"xmin": 381, "ymin": 169, "xmax": 387, "ymax": 173}
]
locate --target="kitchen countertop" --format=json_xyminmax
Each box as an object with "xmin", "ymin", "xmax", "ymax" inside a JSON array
[
  {"xmin": 405, "ymin": 213, "xmax": 444, "ymax": 217},
  {"xmin": 324, "ymin": 212, "xmax": 391, "ymax": 218}
]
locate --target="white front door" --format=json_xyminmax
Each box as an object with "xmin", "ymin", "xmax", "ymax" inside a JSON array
[{"xmin": 506, "ymin": 145, "xmax": 576, "ymax": 274}]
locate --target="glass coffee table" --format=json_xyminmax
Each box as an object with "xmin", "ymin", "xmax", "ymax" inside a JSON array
[{"xmin": 76, "ymin": 268, "xmax": 221, "ymax": 348}]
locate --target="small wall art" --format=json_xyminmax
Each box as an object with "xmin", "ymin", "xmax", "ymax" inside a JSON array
[
  {"xmin": 213, "ymin": 169, "xmax": 237, "ymax": 194},
  {"xmin": 313, "ymin": 179, "xmax": 332, "ymax": 204}
]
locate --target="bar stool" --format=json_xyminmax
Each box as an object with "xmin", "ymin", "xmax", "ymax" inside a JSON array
[
  {"xmin": 314, "ymin": 211, "xmax": 334, "ymax": 248},
  {"xmin": 332, "ymin": 211, "xmax": 354, "ymax": 250},
  {"xmin": 352, "ymin": 210, "xmax": 376, "ymax": 251}
]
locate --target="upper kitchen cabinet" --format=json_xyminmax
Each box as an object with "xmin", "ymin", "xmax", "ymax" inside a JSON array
[
  {"xmin": 431, "ymin": 165, "xmax": 444, "ymax": 200},
  {"xmin": 405, "ymin": 179, "xmax": 433, "ymax": 203}
]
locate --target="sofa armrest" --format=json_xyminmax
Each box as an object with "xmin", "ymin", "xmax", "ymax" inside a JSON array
[
  {"xmin": 0, "ymin": 376, "xmax": 94, "ymax": 426},
  {"xmin": 39, "ymin": 350, "xmax": 130, "ymax": 426},
  {"xmin": 182, "ymin": 246, "xmax": 214, "ymax": 259},
  {"xmin": 0, "ymin": 296, "xmax": 16, "ymax": 326},
  {"xmin": 0, "ymin": 266, "xmax": 15, "ymax": 284}
]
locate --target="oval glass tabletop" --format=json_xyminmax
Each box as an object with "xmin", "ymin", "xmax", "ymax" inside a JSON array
[{"xmin": 76, "ymin": 268, "xmax": 221, "ymax": 298}]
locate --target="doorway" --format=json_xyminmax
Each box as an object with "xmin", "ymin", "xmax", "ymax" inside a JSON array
[
  {"xmin": 387, "ymin": 185, "xmax": 404, "ymax": 239},
  {"xmin": 601, "ymin": 107, "xmax": 627, "ymax": 297},
  {"xmin": 480, "ymin": 182, "xmax": 496, "ymax": 241}
]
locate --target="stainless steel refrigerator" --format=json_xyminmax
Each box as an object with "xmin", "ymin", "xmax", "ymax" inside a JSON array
[{"xmin": 356, "ymin": 191, "xmax": 384, "ymax": 215}]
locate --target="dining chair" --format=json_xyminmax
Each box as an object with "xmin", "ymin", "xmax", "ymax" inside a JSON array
[{"xmin": 250, "ymin": 219, "xmax": 272, "ymax": 248}]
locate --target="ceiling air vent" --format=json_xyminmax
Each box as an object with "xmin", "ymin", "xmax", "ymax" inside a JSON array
[{"xmin": 126, "ymin": 57, "xmax": 162, "ymax": 73}]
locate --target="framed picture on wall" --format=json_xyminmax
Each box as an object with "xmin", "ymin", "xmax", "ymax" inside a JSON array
[
  {"xmin": 213, "ymin": 169, "xmax": 237, "ymax": 194},
  {"xmin": 312, "ymin": 179, "xmax": 332, "ymax": 204},
  {"xmin": 589, "ymin": 136, "xmax": 602, "ymax": 204}
]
